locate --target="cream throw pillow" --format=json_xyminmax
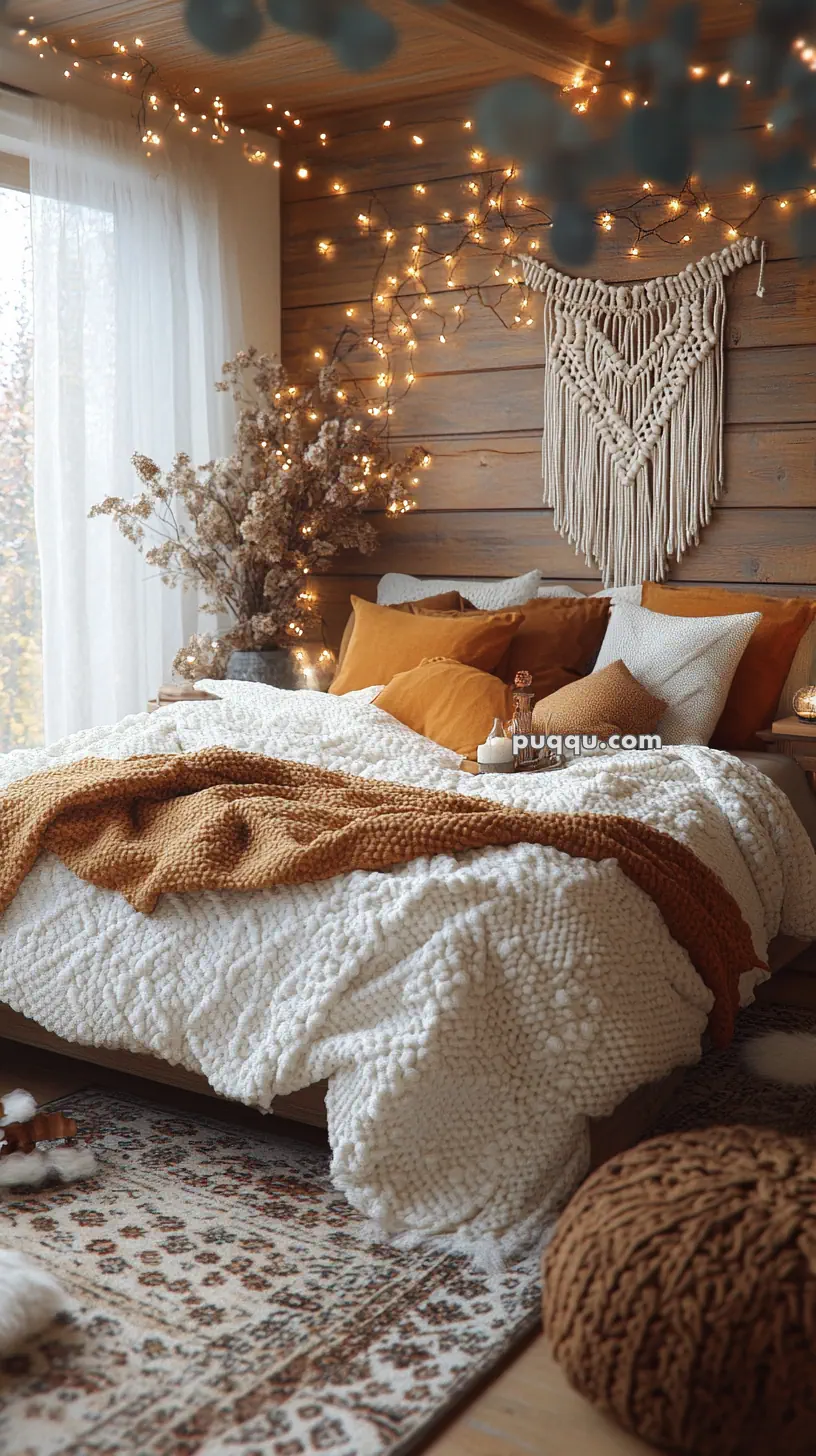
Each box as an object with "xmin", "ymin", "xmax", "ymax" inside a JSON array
[
  {"xmin": 593, "ymin": 601, "xmax": 762, "ymax": 745},
  {"xmin": 377, "ymin": 570, "xmax": 542, "ymax": 609},
  {"xmin": 778, "ymin": 619, "xmax": 816, "ymax": 716}
]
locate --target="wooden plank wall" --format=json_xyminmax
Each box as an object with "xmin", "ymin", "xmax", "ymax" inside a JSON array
[{"xmin": 281, "ymin": 92, "xmax": 816, "ymax": 651}]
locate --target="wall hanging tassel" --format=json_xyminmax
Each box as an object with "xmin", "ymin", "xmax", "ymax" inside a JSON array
[{"xmin": 519, "ymin": 238, "xmax": 767, "ymax": 587}]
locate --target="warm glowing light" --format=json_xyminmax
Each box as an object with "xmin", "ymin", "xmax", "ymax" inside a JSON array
[
  {"xmin": 382, "ymin": 118, "xmax": 391, "ymax": 128},
  {"xmin": 470, "ymin": 150, "xmax": 484, "ymax": 162},
  {"xmin": 623, "ymin": 91, "xmax": 634, "ymax": 105},
  {"xmin": 414, "ymin": 183, "xmax": 426, "ymax": 194},
  {"xmin": 331, "ymin": 181, "xmax": 345, "ymax": 193},
  {"xmin": 296, "ymin": 166, "xmax": 309, "ymax": 179},
  {"xmin": 412, "ymin": 134, "xmax": 423, "ymax": 145},
  {"xmin": 630, "ymin": 246, "xmax": 639, "ymax": 256},
  {"xmin": 345, "ymin": 307, "xmax": 355, "ymax": 317},
  {"xmin": 317, "ymin": 240, "xmax": 331, "ymax": 254},
  {"xmin": 718, "ymin": 70, "xmax": 731, "ymax": 85}
]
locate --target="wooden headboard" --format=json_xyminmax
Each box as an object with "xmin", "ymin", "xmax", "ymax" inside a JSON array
[{"xmin": 281, "ymin": 91, "xmax": 816, "ymax": 652}]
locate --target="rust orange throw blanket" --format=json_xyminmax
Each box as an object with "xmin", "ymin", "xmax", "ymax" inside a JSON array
[{"xmin": 0, "ymin": 748, "xmax": 762, "ymax": 1046}]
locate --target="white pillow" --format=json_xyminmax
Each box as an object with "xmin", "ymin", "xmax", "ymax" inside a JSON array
[
  {"xmin": 593, "ymin": 600, "xmax": 762, "ymax": 745},
  {"xmin": 377, "ymin": 570, "xmax": 542, "ymax": 609},
  {"xmin": 778, "ymin": 619, "xmax": 816, "ymax": 716},
  {"xmin": 536, "ymin": 583, "xmax": 584, "ymax": 598},
  {"xmin": 593, "ymin": 584, "xmax": 643, "ymax": 606}
]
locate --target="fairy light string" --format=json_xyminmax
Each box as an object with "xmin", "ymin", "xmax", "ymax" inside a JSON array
[
  {"xmin": 11, "ymin": 20, "xmax": 813, "ymax": 667},
  {"xmin": 13, "ymin": 24, "xmax": 812, "ymax": 474}
]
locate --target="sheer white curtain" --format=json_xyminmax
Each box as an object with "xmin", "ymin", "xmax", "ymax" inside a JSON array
[{"xmin": 25, "ymin": 99, "xmax": 239, "ymax": 742}]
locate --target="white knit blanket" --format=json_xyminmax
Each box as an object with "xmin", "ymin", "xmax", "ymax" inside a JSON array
[{"xmin": 1, "ymin": 680, "xmax": 815, "ymax": 1252}]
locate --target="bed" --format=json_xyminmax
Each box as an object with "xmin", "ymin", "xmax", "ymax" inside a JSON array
[{"xmin": 1, "ymin": 677, "xmax": 814, "ymax": 1255}]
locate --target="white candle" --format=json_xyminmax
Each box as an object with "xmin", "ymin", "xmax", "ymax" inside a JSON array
[{"xmin": 477, "ymin": 734, "xmax": 514, "ymax": 772}]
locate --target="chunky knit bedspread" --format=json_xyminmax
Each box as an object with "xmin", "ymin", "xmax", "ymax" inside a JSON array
[{"xmin": 0, "ymin": 680, "xmax": 814, "ymax": 1251}]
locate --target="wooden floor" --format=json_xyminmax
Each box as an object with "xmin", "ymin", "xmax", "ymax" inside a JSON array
[{"xmin": 3, "ymin": 953, "xmax": 816, "ymax": 1456}]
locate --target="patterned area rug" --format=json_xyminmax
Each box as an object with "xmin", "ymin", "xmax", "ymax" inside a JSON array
[
  {"xmin": 655, "ymin": 1002, "xmax": 816, "ymax": 1138},
  {"xmin": 0, "ymin": 1090, "xmax": 540, "ymax": 1456}
]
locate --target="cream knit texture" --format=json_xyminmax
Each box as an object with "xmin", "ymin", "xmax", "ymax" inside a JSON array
[{"xmin": 0, "ymin": 680, "xmax": 813, "ymax": 1252}]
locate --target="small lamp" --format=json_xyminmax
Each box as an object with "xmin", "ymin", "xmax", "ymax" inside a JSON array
[{"xmin": 792, "ymin": 686, "xmax": 816, "ymax": 722}]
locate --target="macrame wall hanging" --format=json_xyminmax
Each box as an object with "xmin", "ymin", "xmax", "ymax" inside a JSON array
[{"xmin": 519, "ymin": 237, "xmax": 767, "ymax": 586}]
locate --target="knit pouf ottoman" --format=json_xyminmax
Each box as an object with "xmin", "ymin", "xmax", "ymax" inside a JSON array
[{"xmin": 544, "ymin": 1124, "xmax": 816, "ymax": 1455}]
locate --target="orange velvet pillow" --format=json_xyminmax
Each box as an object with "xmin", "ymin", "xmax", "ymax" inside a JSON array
[
  {"xmin": 328, "ymin": 596, "xmax": 522, "ymax": 695},
  {"xmin": 334, "ymin": 590, "xmax": 464, "ymax": 675},
  {"xmin": 641, "ymin": 583, "xmax": 816, "ymax": 749},
  {"xmin": 373, "ymin": 658, "xmax": 512, "ymax": 757},
  {"xmin": 468, "ymin": 596, "xmax": 610, "ymax": 700}
]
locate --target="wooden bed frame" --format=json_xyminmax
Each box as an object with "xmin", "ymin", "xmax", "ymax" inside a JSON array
[{"xmin": 1, "ymin": 933, "xmax": 809, "ymax": 1166}]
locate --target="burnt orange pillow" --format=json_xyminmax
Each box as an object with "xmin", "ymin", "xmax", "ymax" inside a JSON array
[
  {"xmin": 494, "ymin": 596, "xmax": 611, "ymax": 700},
  {"xmin": 374, "ymin": 658, "xmax": 512, "ymax": 757},
  {"xmin": 328, "ymin": 596, "xmax": 522, "ymax": 695},
  {"xmin": 641, "ymin": 583, "xmax": 816, "ymax": 749},
  {"xmin": 334, "ymin": 590, "xmax": 464, "ymax": 676},
  {"xmin": 532, "ymin": 660, "xmax": 666, "ymax": 739}
]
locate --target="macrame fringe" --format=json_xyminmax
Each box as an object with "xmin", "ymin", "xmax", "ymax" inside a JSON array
[{"xmin": 519, "ymin": 238, "xmax": 766, "ymax": 586}]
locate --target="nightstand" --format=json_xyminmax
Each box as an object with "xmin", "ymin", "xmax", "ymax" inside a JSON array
[
  {"xmin": 757, "ymin": 716, "xmax": 816, "ymax": 788},
  {"xmin": 147, "ymin": 684, "xmax": 219, "ymax": 713}
]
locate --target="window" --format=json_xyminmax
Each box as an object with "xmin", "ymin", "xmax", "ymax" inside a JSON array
[{"xmin": 0, "ymin": 156, "xmax": 41, "ymax": 751}]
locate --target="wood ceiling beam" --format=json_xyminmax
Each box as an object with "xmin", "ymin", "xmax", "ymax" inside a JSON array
[{"xmin": 399, "ymin": 0, "xmax": 616, "ymax": 85}]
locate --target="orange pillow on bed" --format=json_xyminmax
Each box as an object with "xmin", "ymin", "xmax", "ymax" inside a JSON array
[
  {"xmin": 373, "ymin": 658, "xmax": 512, "ymax": 757},
  {"xmin": 441, "ymin": 595, "xmax": 610, "ymax": 701},
  {"xmin": 641, "ymin": 583, "xmax": 816, "ymax": 749},
  {"xmin": 494, "ymin": 595, "xmax": 610, "ymax": 699},
  {"xmin": 328, "ymin": 596, "xmax": 522, "ymax": 695},
  {"xmin": 334, "ymin": 590, "xmax": 464, "ymax": 675}
]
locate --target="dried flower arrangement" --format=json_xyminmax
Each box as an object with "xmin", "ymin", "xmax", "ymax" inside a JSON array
[{"xmin": 90, "ymin": 348, "xmax": 427, "ymax": 680}]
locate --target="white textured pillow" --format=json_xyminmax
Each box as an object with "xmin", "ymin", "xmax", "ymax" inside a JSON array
[
  {"xmin": 593, "ymin": 584, "xmax": 643, "ymax": 606},
  {"xmin": 778, "ymin": 618, "xmax": 816, "ymax": 716},
  {"xmin": 536, "ymin": 583, "xmax": 584, "ymax": 598},
  {"xmin": 593, "ymin": 601, "xmax": 762, "ymax": 745},
  {"xmin": 377, "ymin": 570, "xmax": 542, "ymax": 609}
]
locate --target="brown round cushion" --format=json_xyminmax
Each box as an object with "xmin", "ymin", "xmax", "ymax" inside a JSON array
[{"xmin": 544, "ymin": 1124, "xmax": 816, "ymax": 1455}]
